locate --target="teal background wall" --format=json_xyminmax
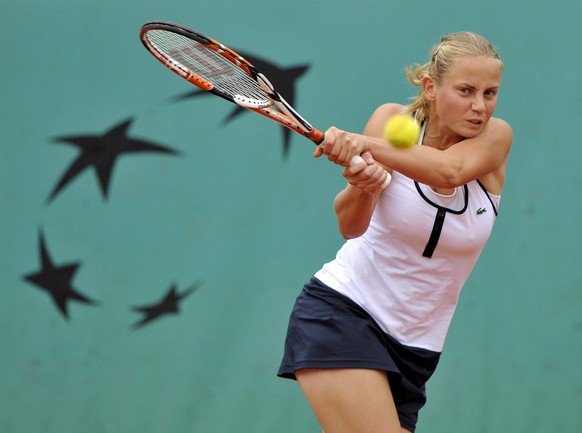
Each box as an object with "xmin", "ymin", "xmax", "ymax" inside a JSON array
[{"xmin": 2, "ymin": 0, "xmax": 581, "ymax": 432}]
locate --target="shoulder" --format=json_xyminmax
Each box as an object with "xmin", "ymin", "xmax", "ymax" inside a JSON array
[
  {"xmin": 364, "ymin": 103, "xmax": 408, "ymax": 136},
  {"xmin": 482, "ymin": 117, "xmax": 513, "ymax": 161},
  {"xmin": 370, "ymin": 103, "xmax": 407, "ymax": 120},
  {"xmin": 465, "ymin": 116, "xmax": 513, "ymax": 156},
  {"xmin": 488, "ymin": 117, "xmax": 513, "ymax": 145},
  {"xmin": 475, "ymin": 117, "xmax": 513, "ymax": 194}
]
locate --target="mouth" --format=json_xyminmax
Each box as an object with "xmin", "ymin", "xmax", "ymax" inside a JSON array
[{"xmin": 466, "ymin": 118, "xmax": 485, "ymax": 129}]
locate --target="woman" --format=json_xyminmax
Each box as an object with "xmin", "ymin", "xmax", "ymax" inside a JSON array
[{"xmin": 278, "ymin": 32, "xmax": 512, "ymax": 433}]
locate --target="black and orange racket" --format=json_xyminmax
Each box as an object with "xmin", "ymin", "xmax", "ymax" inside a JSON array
[{"xmin": 139, "ymin": 21, "xmax": 390, "ymax": 185}]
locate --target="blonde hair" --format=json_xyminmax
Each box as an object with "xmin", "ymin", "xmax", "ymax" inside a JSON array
[{"xmin": 405, "ymin": 32, "xmax": 504, "ymax": 123}]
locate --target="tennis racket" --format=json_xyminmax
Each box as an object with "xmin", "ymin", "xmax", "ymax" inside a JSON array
[{"xmin": 139, "ymin": 21, "xmax": 390, "ymax": 186}]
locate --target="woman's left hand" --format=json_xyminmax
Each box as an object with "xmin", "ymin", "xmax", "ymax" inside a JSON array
[{"xmin": 343, "ymin": 151, "xmax": 389, "ymax": 194}]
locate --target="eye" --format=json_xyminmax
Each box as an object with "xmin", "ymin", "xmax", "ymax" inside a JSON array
[{"xmin": 484, "ymin": 89, "xmax": 498, "ymax": 97}]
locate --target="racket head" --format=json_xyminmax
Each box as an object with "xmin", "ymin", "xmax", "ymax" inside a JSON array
[
  {"xmin": 140, "ymin": 21, "xmax": 324, "ymax": 144},
  {"xmin": 140, "ymin": 21, "xmax": 272, "ymax": 108}
]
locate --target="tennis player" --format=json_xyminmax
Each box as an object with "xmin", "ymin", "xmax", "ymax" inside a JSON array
[{"xmin": 278, "ymin": 32, "xmax": 512, "ymax": 433}]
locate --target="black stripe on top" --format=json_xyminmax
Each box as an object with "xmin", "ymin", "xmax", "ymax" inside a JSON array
[{"xmin": 414, "ymin": 183, "xmax": 469, "ymax": 258}]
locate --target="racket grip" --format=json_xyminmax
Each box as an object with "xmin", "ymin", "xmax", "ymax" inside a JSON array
[{"xmin": 349, "ymin": 155, "xmax": 391, "ymax": 190}]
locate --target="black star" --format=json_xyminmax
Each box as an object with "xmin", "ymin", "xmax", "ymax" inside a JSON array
[
  {"xmin": 23, "ymin": 231, "xmax": 98, "ymax": 320},
  {"xmin": 130, "ymin": 282, "xmax": 201, "ymax": 330},
  {"xmin": 174, "ymin": 52, "xmax": 310, "ymax": 158},
  {"xmin": 48, "ymin": 117, "xmax": 180, "ymax": 202}
]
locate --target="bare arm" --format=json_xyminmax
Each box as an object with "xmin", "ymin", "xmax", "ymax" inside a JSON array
[
  {"xmin": 318, "ymin": 103, "xmax": 513, "ymax": 193},
  {"xmin": 333, "ymin": 158, "xmax": 383, "ymax": 239},
  {"xmin": 368, "ymin": 117, "xmax": 512, "ymax": 191},
  {"xmin": 332, "ymin": 111, "xmax": 394, "ymax": 239}
]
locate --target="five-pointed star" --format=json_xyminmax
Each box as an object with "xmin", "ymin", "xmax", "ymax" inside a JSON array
[
  {"xmin": 174, "ymin": 52, "xmax": 310, "ymax": 158},
  {"xmin": 131, "ymin": 282, "xmax": 201, "ymax": 330},
  {"xmin": 23, "ymin": 231, "xmax": 98, "ymax": 320},
  {"xmin": 48, "ymin": 117, "xmax": 180, "ymax": 202}
]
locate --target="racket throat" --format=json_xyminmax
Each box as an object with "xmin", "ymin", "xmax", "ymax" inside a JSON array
[{"xmin": 256, "ymin": 73, "xmax": 315, "ymax": 134}]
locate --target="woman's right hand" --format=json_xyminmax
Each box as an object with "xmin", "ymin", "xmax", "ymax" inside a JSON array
[{"xmin": 314, "ymin": 126, "xmax": 368, "ymax": 167}]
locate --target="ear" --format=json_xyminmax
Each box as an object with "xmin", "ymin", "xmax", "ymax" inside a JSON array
[{"xmin": 422, "ymin": 75, "xmax": 436, "ymax": 102}]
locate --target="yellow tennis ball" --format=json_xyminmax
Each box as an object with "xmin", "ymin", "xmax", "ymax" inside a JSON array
[{"xmin": 383, "ymin": 114, "xmax": 420, "ymax": 149}]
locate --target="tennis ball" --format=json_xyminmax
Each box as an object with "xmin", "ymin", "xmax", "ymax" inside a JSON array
[{"xmin": 383, "ymin": 114, "xmax": 420, "ymax": 149}]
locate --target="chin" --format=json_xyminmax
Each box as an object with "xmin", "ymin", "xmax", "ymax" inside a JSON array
[{"xmin": 460, "ymin": 124, "xmax": 486, "ymax": 138}]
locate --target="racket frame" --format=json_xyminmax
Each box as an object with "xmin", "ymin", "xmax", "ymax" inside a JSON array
[{"xmin": 140, "ymin": 21, "xmax": 324, "ymax": 144}]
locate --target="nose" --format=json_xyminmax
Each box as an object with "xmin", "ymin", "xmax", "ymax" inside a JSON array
[{"xmin": 471, "ymin": 96, "xmax": 486, "ymax": 113}]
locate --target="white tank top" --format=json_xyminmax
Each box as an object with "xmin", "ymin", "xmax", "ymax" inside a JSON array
[{"xmin": 315, "ymin": 144, "xmax": 500, "ymax": 352}]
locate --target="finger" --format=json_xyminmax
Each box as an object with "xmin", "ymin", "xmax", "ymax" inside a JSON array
[
  {"xmin": 360, "ymin": 151, "xmax": 375, "ymax": 165},
  {"xmin": 381, "ymin": 171, "xmax": 392, "ymax": 190},
  {"xmin": 313, "ymin": 145, "xmax": 324, "ymax": 159}
]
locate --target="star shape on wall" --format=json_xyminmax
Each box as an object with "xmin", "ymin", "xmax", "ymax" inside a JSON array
[
  {"xmin": 130, "ymin": 281, "xmax": 201, "ymax": 330},
  {"xmin": 48, "ymin": 117, "xmax": 180, "ymax": 202},
  {"xmin": 23, "ymin": 231, "xmax": 99, "ymax": 320}
]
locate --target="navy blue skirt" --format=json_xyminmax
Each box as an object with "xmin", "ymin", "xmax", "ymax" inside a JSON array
[{"xmin": 278, "ymin": 277, "xmax": 441, "ymax": 432}]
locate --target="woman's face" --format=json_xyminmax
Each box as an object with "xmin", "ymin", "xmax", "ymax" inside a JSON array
[{"xmin": 428, "ymin": 56, "xmax": 502, "ymax": 139}]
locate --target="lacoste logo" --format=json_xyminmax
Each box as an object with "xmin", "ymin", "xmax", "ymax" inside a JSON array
[{"xmin": 476, "ymin": 207, "xmax": 487, "ymax": 215}]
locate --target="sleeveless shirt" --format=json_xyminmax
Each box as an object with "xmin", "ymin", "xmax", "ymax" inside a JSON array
[{"xmin": 315, "ymin": 130, "xmax": 500, "ymax": 352}]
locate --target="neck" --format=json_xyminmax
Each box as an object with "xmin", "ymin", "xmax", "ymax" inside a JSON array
[{"xmin": 422, "ymin": 119, "xmax": 462, "ymax": 150}]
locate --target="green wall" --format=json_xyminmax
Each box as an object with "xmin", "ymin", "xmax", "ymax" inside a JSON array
[{"xmin": 2, "ymin": 0, "xmax": 581, "ymax": 432}]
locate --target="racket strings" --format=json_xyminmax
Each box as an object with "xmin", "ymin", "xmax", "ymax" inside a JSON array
[{"xmin": 147, "ymin": 30, "xmax": 270, "ymax": 104}]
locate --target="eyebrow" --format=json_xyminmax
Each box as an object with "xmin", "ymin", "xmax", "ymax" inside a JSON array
[{"xmin": 456, "ymin": 82, "xmax": 499, "ymax": 90}]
